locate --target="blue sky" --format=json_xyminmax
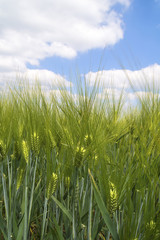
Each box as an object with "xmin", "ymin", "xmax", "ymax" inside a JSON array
[
  {"xmin": 28, "ymin": 0, "xmax": 160, "ymax": 74},
  {"xmin": 0, "ymin": 0, "xmax": 160, "ymax": 105}
]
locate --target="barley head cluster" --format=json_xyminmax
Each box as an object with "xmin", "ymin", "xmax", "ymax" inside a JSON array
[
  {"xmin": 31, "ymin": 132, "xmax": 40, "ymax": 156},
  {"xmin": 0, "ymin": 139, "xmax": 6, "ymax": 161},
  {"xmin": 84, "ymin": 134, "xmax": 93, "ymax": 146},
  {"xmin": 74, "ymin": 145, "xmax": 86, "ymax": 167},
  {"xmin": 46, "ymin": 172, "xmax": 58, "ymax": 199},
  {"xmin": 109, "ymin": 181, "xmax": 118, "ymax": 214},
  {"xmin": 64, "ymin": 176, "xmax": 70, "ymax": 189},
  {"xmin": 48, "ymin": 130, "xmax": 56, "ymax": 149},
  {"xmin": 16, "ymin": 168, "xmax": 24, "ymax": 190},
  {"xmin": 22, "ymin": 140, "xmax": 29, "ymax": 163},
  {"xmin": 146, "ymin": 220, "xmax": 156, "ymax": 230},
  {"xmin": 74, "ymin": 180, "xmax": 79, "ymax": 212}
]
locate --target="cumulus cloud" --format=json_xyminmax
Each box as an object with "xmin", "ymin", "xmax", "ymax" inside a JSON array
[
  {"xmin": 0, "ymin": 0, "xmax": 131, "ymax": 72},
  {"xmin": 86, "ymin": 64, "xmax": 160, "ymax": 108},
  {"xmin": 97, "ymin": 87, "xmax": 124, "ymax": 101},
  {"xmin": 0, "ymin": 69, "xmax": 72, "ymax": 90},
  {"xmin": 86, "ymin": 70, "xmax": 129, "ymax": 89},
  {"xmin": 85, "ymin": 64, "xmax": 160, "ymax": 91}
]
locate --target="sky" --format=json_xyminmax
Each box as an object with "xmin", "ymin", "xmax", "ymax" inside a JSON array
[{"xmin": 0, "ymin": 0, "xmax": 160, "ymax": 106}]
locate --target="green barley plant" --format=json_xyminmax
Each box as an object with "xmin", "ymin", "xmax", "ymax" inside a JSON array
[{"xmin": 0, "ymin": 73, "xmax": 160, "ymax": 240}]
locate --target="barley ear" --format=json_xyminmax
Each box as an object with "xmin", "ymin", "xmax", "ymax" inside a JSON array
[
  {"xmin": 22, "ymin": 140, "xmax": 29, "ymax": 163},
  {"xmin": 16, "ymin": 168, "xmax": 25, "ymax": 190},
  {"xmin": 0, "ymin": 140, "xmax": 6, "ymax": 161},
  {"xmin": 46, "ymin": 172, "xmax": 58, "ymax": 199},
  {"xmin": 109, "ymin": 182, "xmax": 118, "ymax": 216}
]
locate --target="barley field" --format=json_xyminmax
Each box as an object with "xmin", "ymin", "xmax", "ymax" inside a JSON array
[{"xmin": 0, "ymin": 78, "xmax": 160, "ymax": 240}]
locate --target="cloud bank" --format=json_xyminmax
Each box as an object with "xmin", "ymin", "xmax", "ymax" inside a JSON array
[
  {"xmin": 0, "ymin": 70, "xmax": 72, "ymax": 92},
  {"xmin": 86, "ymin": 64, "xmax": 160, "ymax": 90},
  {"xmin": 86, "ymin": 64, "xmax": 160, "ymax": 107},
  {"xmin": 0, "ymin": 0, "xmax": 130, "ymax": 72}
]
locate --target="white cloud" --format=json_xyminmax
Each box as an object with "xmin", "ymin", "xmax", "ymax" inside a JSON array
[
  {"xmin": 134, "ymin": 91, "xmax": 157, "ymax": 99},
  {"xmin": 96, "ymin": 88, "xmax": 160, "ymax": 111},
  {"xmin": 86, "ymin": 70, "xmax": 129, "ymax": 89},
  {"xmin": 86, "ymin": 64, "xmax": 160, "ymax": 108},
  {"xmin": 97, "ymin": 87, "xmax": 124, "ymax": 100},
  {"xmin": 0, "ymin": 69, "xmax": 72, "ymax": 90},
  {"xmin": 42, "ymin": 89, "xmax": 77, "ymax": 102},
  {"xmin": 0, "ymin": 0, "xmax": 131, "ymax": 72},
  {"xmin": 85, "ymin": 64, "xmax": 160, "ymax": 91}
]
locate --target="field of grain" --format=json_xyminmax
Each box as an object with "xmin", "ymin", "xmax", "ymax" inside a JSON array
[{"xmin": 0, "ymin": 79, "xmax": 160, "ymax": 240}]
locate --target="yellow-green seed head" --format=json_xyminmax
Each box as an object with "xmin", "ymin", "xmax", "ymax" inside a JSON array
[
  {"xmin": 16, "ymin": 168, "xmax": 24, "ymax": 190},
  {"xmin": 48, "ymin": 130, "xmax": 56, "ymax": 149},
  {"xmin": 75, "ymin": 145, "xmax": 86, "ymax": 167},
  {"xmin": 94, "ymin": 154, "xmax": 98, "ymax": 166},
  {"xmin": 84, "ymin": 134, "xmax": 93, "ymax": 146},
  {"xmin": 109, "ymin": 182, "xmax": 118, "ymax": 214},
  {"xmin": 74, "ymin": 180, "xmax": 79, "ymax": 211},
  {"xmin": 76, "ymin": 146, "xmax": 86, "ymax": 154},
  {"xmin": 65, "ymin": 176, "xmax": 70, "ymax": 188},
  {"xmin": 31, "ymin": 132, "xmax": 40, "ymax": 156},
  {"xmin": 47, "ymin": 172, "xmax": 58, "ymax": 199},
  {"xmin": 0, "ymin": 140, "xmax": 6, "ymax": 161},
  {"xmin": 146, "ymin": 220, "xmax": 156, "ymax": 230},
  {"xmin": 18, "ymin": 124, "xmax": 23, "ymax": 137},
  {"xmin": 22, "ymin": 140, "xmax": 29, "ymax": 163}
]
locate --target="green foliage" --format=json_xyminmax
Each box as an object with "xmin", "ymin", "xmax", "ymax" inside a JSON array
[{"xmin": 0, "ymin": 77, "xmax": 160, "ymax": 239}]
